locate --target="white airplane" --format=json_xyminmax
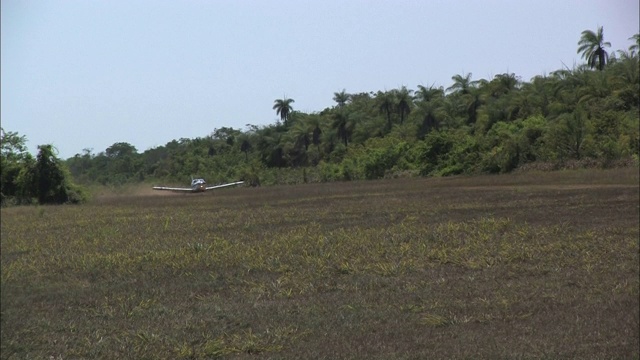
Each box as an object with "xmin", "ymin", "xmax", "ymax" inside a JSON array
[{"xmin": 153, "ymin": 177, "xmax": 244, "ymax": 193}]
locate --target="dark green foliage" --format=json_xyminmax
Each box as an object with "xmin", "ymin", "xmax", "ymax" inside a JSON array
[
  {"xmin": 395, "ymin": 86, "xmax": 413, "ymax": 124},
  {"xmin": 35, "ymin": 145, "xmax": 88, "ymax": 204},
  {"xmin": 1, "ymin": 132, "xmax": 87, "ymax": 206},
  {"xmin": 240, "ymin": 139, "xmax": 252, "ymax": 161},
  {"xmin": 1, "ymin": 130, "xmax": 29, "ymax": 203},
  {"xmin": 332, "ymin": 110, "xmax": 352, "ymax": 147},
  {"xmin": 312, "ymin": 126, "xmax": 322, "ymax": 149},
  {"xmin": 475, "ymin": 115, "xmax": 549, "ymax": 173},
  {"xmin": 376, "ymin": 91, "xmax": 395, "ymax": 131},
  {"xmin": 36, "ymin": 145, "xmax": 67, "ymax": 204},
  {"xmin": 15, "ymin": 154, "xmax": 38, "ymax": 204},
  {"xmin": 362, "ymin": 139, "xmax": 411, "ymax": 180},
  {"xmin": 418, "ymin": 130, "xmax": 478, "ymax": 176}
]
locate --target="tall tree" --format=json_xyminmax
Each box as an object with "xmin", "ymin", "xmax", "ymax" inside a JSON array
[
  {"xmin": 447, "ymin": 73, "xmax": 482, "ymax": 125},
  {"xmin": 395, "ymin": 86, "xmax": 413, "ymax": 124},
  {"xmin": 446, "ymin": 73, "xmax": 476, "ymax": 95},
  {"xmin": 611, "ymin": 46, "xmax": 640, "ymax": 109},
  {"xmin": 415, "ymin": 85, "xmax": 445, "ymax": 138},
  {"xmin": 256, "ymin": 127, "xmax": 286, "ymax": 168},
  {"xmin": 466, "ymin": 90, "xmax": 483, "ymax": 125},
  {"xmin": 520, "ymin": 75, "xmax": 552, "ymax": 117},
  {"xmin": 304, "ymin": 114, "xmax": 323, "ymax": 153},
  {"xmin": 1, "ymin": 129, "xmax": 29, "ymax": 203},
  {"xmin": 332, "ymin": 110, "xmax": 353, "ymax": 147},
  {"xmin": 376, "ymin": 91, "xmax": 395, "ymax": 130},
  {"xmin": 290, "ymin": 121, "xmax": 311, "ymax": 152},
  {"xmin": 488, "ymin": 73, "xmax": 520, "ymax": 97},
  {"xmin": 415, "ymin": 84, "xmax": 444, "ymax": 103},
  {"xmin": 628, "ymin": 33, "xmax": 640, "ymax": 56},
  {"xmin": 312, "ymin": 125, "xmax": 322, "ymax": 151},
  {"xmin": 36, "ymin": 145, "xmax": 69, "ymax": 204},
  {"xmin": 240, "ymin": 139, "xmax": 252, "ymax": 161},
  {"xmin": 281, "ymin": 120, "xmax": 311, "ymax": 167},
  {"xmin": 273, "ymin": 98, "xmax": 295, "ymax": 126},
  {"xmin": 333, "ymin": 89, "xmax": 349, "ymax": 108},
  {"xmin": 577, "ymin": 26, "xmax": 611, "ymax": 71}
]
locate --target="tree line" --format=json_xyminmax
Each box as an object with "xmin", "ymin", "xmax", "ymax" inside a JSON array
[{"xmin": 2, "ymin": 28, "xmax": 638, "ymax": 204}]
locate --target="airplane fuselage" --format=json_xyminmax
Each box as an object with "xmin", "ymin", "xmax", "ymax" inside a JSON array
[{"xmin": 191, "ymin": 179, "xmax": 208, "ymax": 192}]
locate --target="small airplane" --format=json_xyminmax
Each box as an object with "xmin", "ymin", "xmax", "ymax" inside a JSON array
[{"xmin": 153, "ymin": 177, "xmax": 244, "ymax": 193}]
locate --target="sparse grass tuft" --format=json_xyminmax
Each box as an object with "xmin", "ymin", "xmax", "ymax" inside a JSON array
[{"xmin": 420, "ymin": 313, "xmax": 451, "ymax": 327}]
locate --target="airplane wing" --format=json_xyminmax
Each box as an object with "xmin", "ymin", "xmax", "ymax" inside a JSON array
[
  {"xmin": 152, "ymin": 186, "xmax": 194, "ymax": 192},
  {"xmin": 205, "ymin": 181, "xmax": 244, "ymax": 190}
]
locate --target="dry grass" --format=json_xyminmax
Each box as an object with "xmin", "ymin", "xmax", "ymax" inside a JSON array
[{"xmin": 1, "ymin": 168, "xmax": 638, "ymax": 359}]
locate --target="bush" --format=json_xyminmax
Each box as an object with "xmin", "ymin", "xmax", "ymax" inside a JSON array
[
  {"xmin": 362, "ymin": 140, "xmax": 411, "ymax": 180},
  {"xmin": 418, "ymin": 130, "xmax": 479, "ymax": 176}
]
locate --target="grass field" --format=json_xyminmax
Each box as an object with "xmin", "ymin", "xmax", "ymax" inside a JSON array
[{"xmin": 1, "ymin": 168, "xmax": 638, "ymax": 359}]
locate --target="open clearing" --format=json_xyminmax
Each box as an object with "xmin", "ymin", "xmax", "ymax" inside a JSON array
[{"xmin": 1, "ymin": 168, "xmax": 638, "ymax": 359}]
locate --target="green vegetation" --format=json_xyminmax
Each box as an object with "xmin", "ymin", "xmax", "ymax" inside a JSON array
[
  {"xmin": 2, "ymin": 168, "xmax": 638, "ymax": 358},
  {"xmin": 50, "ymin": 29, "xmax": 637, "ymax": 188},
  {"xmin": 1, "ymin": 130, "xmax": 87, "ymax": 206}
]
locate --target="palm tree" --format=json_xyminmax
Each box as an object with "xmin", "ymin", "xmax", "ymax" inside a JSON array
[
  {"xmin": 415, "ymin": 84, "xmax": 444, "ymax": 103},
  {"xmin": 395, "ymin": 86, "xmax": 413, "ymax": 124},
  {"xmin": 489, "ymin": 73, "xmax": 520, "ymax": 97},
  {"xmin": 333, "ymin": 89, "xmax": 349, "ymax": 108},
  {"xmin": 240, "ymin": 139, "xmax": 252, "ymax": 161},
  {"xmin": 283, "ymin": 120, "xmax": 311, "ymax": 167},
  {"xmin": 312, "ymin": 125, "xmax": 322, "ymax": 151},
  {"xmin": 301, "ymin": 114, "xmax": 324, "ymax": 153},
  {"xmin": 446, "ymin": 73, "xmax": 476, "ymax": 95},
  {"xmin": 376, "ymin": 91, "xmax": 395, "ymax": 130},
  {"xmin": 613, "ymin": 48, "xmax": 639, "ymax": 86},
  {"xmin": 577, "ymin": 26, "xmax": 611, "ymax": 71},
  {"xmin": 332, "ymin": 110, "xmax": 353, "ymax": 147},
  {"xmin": 289, "ymin": 121, "xmax": 311, "ymax": 152},
  {"xmin": 438, "ymin": 97, "xmax": 461, "ymax": 128},
  {"xmin": 466, "ymin": 90, "xmax": 483, "ymax": 125},
  {"xmin": 416, "ymin": 102, "xmax": 440, "ymax": 139},
  {"xmin": 628, "ymin": 33, "xmax": 639, "ymax": 56},
  {"xmin": 516, "ymin": 75, "xmax": 552, "ymax": 118},
  {"xmin": 414, "ymin": 85, "xmax": 445, "ymax": 138},
  {"xmin": 273, "ymin": 98, "xmax": 295, "ymax": 126},
  {"xmin": 446, "ymin": 73, "xmax": 482, "ymax": 125}
]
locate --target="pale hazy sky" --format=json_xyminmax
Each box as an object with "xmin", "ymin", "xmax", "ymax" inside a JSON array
[{"xmin": 2, "ymin": 0, "xmax": 638, "ymax": 159}]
